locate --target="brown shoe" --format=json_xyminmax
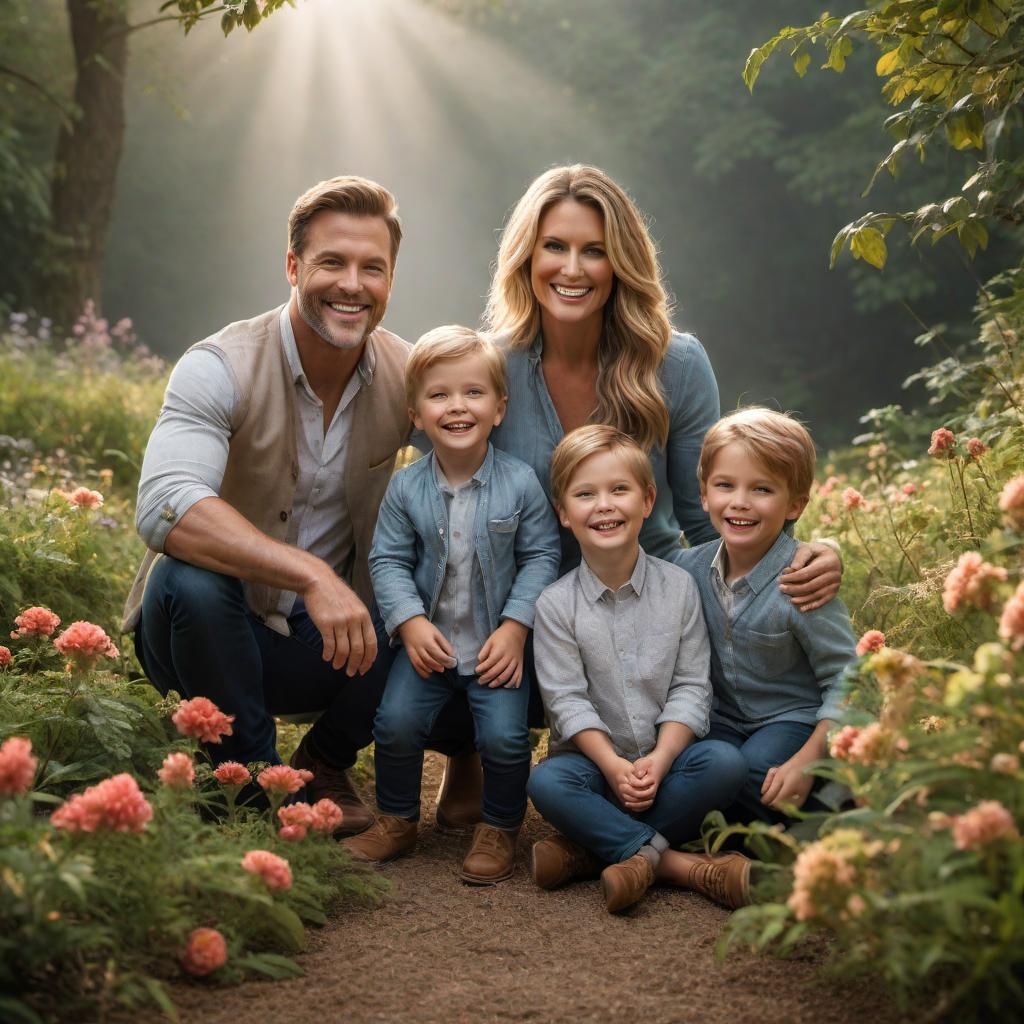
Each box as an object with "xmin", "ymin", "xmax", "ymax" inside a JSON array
[
  {"xmin": 530, "ymin": 835, "xmax": 602, "ymax": 890},
  {"xmin": 460, "ymin": 823, "xmax": 518, "ymax": 885},
  {"xmin": 684, "ymin": 852, "xmax": 752, "ymax": 910},
  {"xmin": 341, "ymin": 814, "xmax": 417, "ymax": 863},
  {"xmin": 435, "ymin": 750, "xmax": 483, "ymax": 835},
  {"xmin": 290, "ymin": 735, "xmax": 372, "ymax": 837},
  {"xmin": 600, "ymin": 852, "xmax": 654, "ymax": 913}
]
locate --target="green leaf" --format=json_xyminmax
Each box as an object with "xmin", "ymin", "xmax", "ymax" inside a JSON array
[
  {"xmin": 743, "ymin": 36, "xmax": 782, "ymax": 92},
  {"xmin": 235, "ymin": 952, "xmax": 304, "ymax": 980},
  {"xmin": 793, "ymin": 52, "xmax": 811, "ymax": 77},
  {"xmin": 263, "ymin": 902, "xmax": 307, "ymax": 952},
  {"xmin": 0, "ymin": 997, "xmax": 44, "ymax": 1024},
  {"xmin": 138, "ymin": 977, "xmax": 178, "ymax": 1022},
  {"xmin": 850, "ymin": 226, "xmax": 888, "ymax": 269}
]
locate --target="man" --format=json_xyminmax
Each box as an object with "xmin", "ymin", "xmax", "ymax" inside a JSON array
[{"xmin": 123, "ymin": 177, "xmax": 477, "ymax": 835}]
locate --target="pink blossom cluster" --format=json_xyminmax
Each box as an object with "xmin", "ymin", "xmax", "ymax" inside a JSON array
[
  {"xmin": 51, "ymin": 773, "xmax": 153, "ymax": 833},
  {"xmin": 158, "ymin": 752, "xmax": 195, "ymax": 790},
  {"xmin": 172, "ymin": 697, "xmax": 235, "ymax": 744},
  {"xmin": 181, "ymin": 927, "xmax": 228, "ymax": 976},
  {"xmin": 855, "ymin": 630, "xmax": 885, "ymax": 657},
  {"xmin": 950, "ymin": 800, "xmax": 1019, "ymax": 851},
  {"xmin": 277, "ymin": 798, "xmax": 344, "ymax": 840},
  {"xmin": 964, "ymin": 437, "xmax": 987, "ymax": 460},
  {"xmin": 817, "ymin": 476, "xmax": 840, "ymax": 497},
  {"xmin": 52, "ymin": 621, "xmax": 119, "ymax": 670},
  {"xmin": 0, "ymin": 646, "xmax": 11, "ymax": 668},
  {"xmin": 787, "ymin": 839, "xmax": 858, "ymax": 922},
  {"xmin": 829, "ymin": 722, "xmax": 907, "ymax": 765},
  {"xmin": 999, "ymin": 582, "xmax": 1024, "ymax": 652},
  {"xmin": 257, "ymin": 764, "xmax": 312, "ymax": 796},
  {"xmin": 999, "ymin": 475, "xmax": 1024, "ymax": 531},
  {"xmin": 65, "ymin": 487, "xmax": 104, "ymax": 510},
  {"xmin": 989, "ymin": 753, "xmax": 1020, "ymax": 775},
  {"xmin": 942, "ymin": 552, "xmax": 1008, "ymax": 614},
  {"xmin": 213, "ymin": 761, "xmax": 251, "ymax": 786},
  {"xmin": 902, "ymin": 482, "xmax": 917, "ymax": 495},
  {"xmin": 866, "ymin": 647, "xmax": 924, "ymax": 693},
  {"xmin": 11, "ymin": 606, "xmax": 61, "ymax": 640},
  {"xmin": 241, "ymin": 849, "xmax": 293, "ymax": 890},
  {"xmin": 0, "ymin": 736, "xmax": 37, "ymax": 795},
  {"xmin": 842, "ymin": 487, "xmax": 865, "ymax": 510},
  {"xmin": 927, "ymin": 427, "xmax": 956, "ymax": 459}
]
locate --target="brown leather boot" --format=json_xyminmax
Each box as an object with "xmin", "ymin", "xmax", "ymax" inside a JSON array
[
  {"xmin": 683, "ymin": 852, "xmax": 752, "ymax": 910},
  {"xmin": 530, "ymin": 834, "xmax": 602, "ymax": 890},
  {"xmin": 341, "ymin": 814, "xmax": 417, "ymax": 863},
  {"xmin": 290, "ymin": 734, "xmax": 373, "ymax": 836},
  {"xmin": 459, "ymin": 823, "xmax": 518, "ymax": 884},
  {"xmin": 434, "ymin": 750, "xmax": 483, "ymax": 835},
  {"xmin": 600, "ymin": 852, "xmax": 654, "ymax": 913}
]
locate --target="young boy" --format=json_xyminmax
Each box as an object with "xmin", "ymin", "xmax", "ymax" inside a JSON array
[
  {"xmin": 682, "ymin": 406, "xmax": 857, "ymax": 822},
  {"xmin": 345, "ymin": 325, "xmax": 559, "ymax": 884},
  {"xmin": 527, "ymin": 425, "xmax": 752, "ymax": 914}
]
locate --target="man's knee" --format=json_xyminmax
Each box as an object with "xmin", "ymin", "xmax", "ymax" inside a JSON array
[{"xmin": 146, "ymin": 556, "xmax": 243, "ymax": 621}]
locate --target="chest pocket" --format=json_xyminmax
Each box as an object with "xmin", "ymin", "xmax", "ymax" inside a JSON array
[{"xmin": 738, "ymin": 628, "xmax": 800, "ymax": 680}]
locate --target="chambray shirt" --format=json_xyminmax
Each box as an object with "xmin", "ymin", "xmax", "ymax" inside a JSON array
[
  {"xmin": 489, "ymin": 330, "xmax": 720, "ymax": 576},
  {"xmin": 678, "ymin": 532, "xmax": 856, "ymax": 730},
  {"xmin": 369, "ymin": 445, "xmax": 560, "ymax": 647},
  {"xmin": 534, "ymin": 549, "xmax": 712, "ymax": 759}
]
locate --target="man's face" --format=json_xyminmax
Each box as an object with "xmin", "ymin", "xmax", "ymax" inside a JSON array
[{"xmin": 286, "ymin": 211, "xmax": 393, "ymax": 351}]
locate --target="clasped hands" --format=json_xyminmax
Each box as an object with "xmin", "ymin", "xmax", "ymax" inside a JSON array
[
  {"xmin": 398, "ymin": 615, "xmax": 528, "ymax": 687},
  {"xmin": 605, "ymin": 752, "xmax": 671, "ymax": 813}
]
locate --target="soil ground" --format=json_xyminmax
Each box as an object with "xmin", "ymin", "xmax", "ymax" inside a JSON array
[{"xmin": 169, "ymin": 754, "xmax": 912, "ymax": 1024}]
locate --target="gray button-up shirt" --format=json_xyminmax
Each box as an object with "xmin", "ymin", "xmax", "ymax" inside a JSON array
[{"xmin": 534, "ymin": 549, "xmax": 712, "ymax": 759}]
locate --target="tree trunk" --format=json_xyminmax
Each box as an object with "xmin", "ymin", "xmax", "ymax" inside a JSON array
[{"xmin": 39, "ymin": 0, "xmax": 128, "ymax": 330}]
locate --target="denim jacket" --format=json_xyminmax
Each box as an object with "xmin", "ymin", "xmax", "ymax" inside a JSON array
[
  {"xmin": 678, "ymin": 532, "xmax": 856, "ymax": 729},
  {"xmin": 369, "ymin": 444, "xmax": 561, "ymax": 641}
]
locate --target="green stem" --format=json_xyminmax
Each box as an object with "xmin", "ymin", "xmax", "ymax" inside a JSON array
[
  {"xmin": 954, "ymin": 459, "xmax": 979, "ymax": 546},
  {"xmin": 36, "ymin": 676, "xmax": 84, "ymax": 785},
  {"xmin": 847, "ymin": 510, "xmax": 888, "ymax": 582}
]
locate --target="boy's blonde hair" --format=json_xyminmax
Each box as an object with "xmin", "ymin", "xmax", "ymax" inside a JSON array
[
  {"xmin": 550, "ymin": 425, "xmax": 655, "ymax": 505},
  {"xmin": 405, "ymin": 325, "xmax": 508, "ymax": 408},
  {"xmin": 698, "ymin": 407, "xmax": 816, "ymax": 500}
]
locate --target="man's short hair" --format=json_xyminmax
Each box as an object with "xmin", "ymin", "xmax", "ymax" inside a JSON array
[
  {"xmin": 288, "ymin": 176, "xmax": 402, "ymax": 266},
  {"xmin": 405, "ymin": 325, "xmax": 508, "ymax": 408},
  {"xmin": 549, "ymin": 424, "xmax": 655, "ymax": 506},
  {"xmin": 698, "ymin": 407, "xmax": 816, "ymax": 500}
]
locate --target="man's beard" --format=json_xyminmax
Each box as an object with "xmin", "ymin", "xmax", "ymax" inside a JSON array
[{"xmin": 296, "ymin": 288, "xmax": 379, "ymax": 350}]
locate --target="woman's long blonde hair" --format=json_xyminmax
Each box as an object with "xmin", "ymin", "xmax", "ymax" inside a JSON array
[{"xmin": 484, "ymin": 164, "xmax": 672, "ymax": 452}]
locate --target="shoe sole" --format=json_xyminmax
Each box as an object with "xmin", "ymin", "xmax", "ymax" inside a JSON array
[
  {"xmin": 459, "ymin": 865, "xmax": 514, "ymax": 885},
  {"xmin": 434, "ymin": 807, "xmax": 481, "ymax": 837},
  {"xmin": 343, "ymin": 842, "xmax": 416, "ymax": 865}
]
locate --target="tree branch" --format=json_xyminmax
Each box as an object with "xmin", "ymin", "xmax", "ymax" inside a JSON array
[
  {"xmin": 0, "ymin": 63, "xmax": 75, "ymax": 126},
  {"xmin": 105, "ymin": 4, "xmax": 232, "ymax": 41}
]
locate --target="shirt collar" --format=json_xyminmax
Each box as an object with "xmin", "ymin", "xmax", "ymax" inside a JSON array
[
  {"xmin": 279, "ymin": 302, "xmax": 375, "ymax": 387},
  {"xmin": 578, "ymin": 547, "xmax": 647, "ymax": 604},
  {"xmin": 715, "ymin": 530, "xmax": 798, "ymax": 595},
  {"xmin": 431, "ymin": 443, "xmax": 494, "ymax": 494}
]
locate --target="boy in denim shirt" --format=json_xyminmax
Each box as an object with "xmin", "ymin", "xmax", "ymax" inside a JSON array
[
  {"xmin": 345, "ymin": 326, "xmax": 559, "ymax": 884},
  {"xmin": 682, "ymin": 407, "xmax": 856, "ymax": 822}
]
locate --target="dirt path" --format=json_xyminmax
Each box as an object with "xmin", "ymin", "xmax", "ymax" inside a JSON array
[{"xmin": 170, "ymin": 755, "xmax": 909, "ymax": 1024}]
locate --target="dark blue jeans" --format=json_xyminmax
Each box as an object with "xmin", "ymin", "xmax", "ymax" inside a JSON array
[
  {"xmin": 373, "ymin": 649, "xmax": 531, "ymax": 830},
  {"xmin": 134, "ymin": 557, "xmax": 472, "ymax": 769},
  {"xmin": 527, "ymin": 742, "xmax": 748, "ymax": 864}
]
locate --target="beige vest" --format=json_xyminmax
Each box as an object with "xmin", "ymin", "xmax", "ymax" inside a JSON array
[{"xmin": 122, "ymin": 305, "xmax": 411, "ymax": 635}]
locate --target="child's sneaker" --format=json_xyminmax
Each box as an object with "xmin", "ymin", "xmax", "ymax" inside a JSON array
[
  {"xmin": 600, "ymin": 852, "xmax": 654, "ymax": 913},
  {"xmin": 683, "ymin": 851, "xmax": 752, "ymax": 909},
  {"xmin": 530, "ymin": 835, "xmax": 601, "ymax": 890},
  {"xmin": 460, "ymin": 823, "xmax": 518, "ymax": 884}
]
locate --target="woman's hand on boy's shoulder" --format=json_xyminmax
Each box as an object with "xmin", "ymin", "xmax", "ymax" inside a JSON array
[{"xmin": 780, "ymin": 541, "xmax": 841, "ymax": 611}]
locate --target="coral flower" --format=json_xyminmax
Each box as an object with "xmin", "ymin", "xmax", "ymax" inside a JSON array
[
  {"xmin": 0, "ymin": 736, "xmax": 37, "ymax": 795},
  {"xmin": 0, "ymin": 646, "xmax": 11, "ymax": 668},
  {"xmin": 817, "ymin": 475, "xmax": 839, "ymax": 497},
  {"xmin": 964, "ymin": 437, "xmax": 987, "ymax": 460},
  {"xmin": 52, "ymin": 621, "xmax": 119, "ymax": 670},
  {"xmin": 310, "ymin": 798, "xmax": 344, "ymax": 834},
  {"xmin": 278, "ymin": 824, "xmax": 306, "ymax": 842},
  {"xmin": 181, "ymin": 927, "xmax": 228, "ymax": 977},
  {"xmin": 927, "ymin": 427, "xmax": 956, "ymax": 458},
  {"xmin": 213, "ymin": 761, "xmax": 250, "ymax": 786},
  {"xmin": 998, "ymin": 474, "xmax": 1024, "ymax": 531},
  {"xmin": 66, "ymin": 487, "xmax": 104, "ymax": 510},
  {"xmin": 951, "ymin": 800, "xmax": 1019, "ymax": 850},
  {"xmin": 158, "ymin": 751, "xmax": 195, "ymax": 790},
  {"xmin": 855, "ymin": 630, "xmax": 885, "ymax": 656},
  {"xmin": 941, "ymin": 552, "xmax": 1008, "ymax": 614},
  {"xmin": 787, "ymin": 839, "xmax": 857, "ymax": 922},
  {"xmin": 842, "ymin": 487, "xmax": 865, "ymax": 510},
  {"xmin": 829, "ymin": 725, "xmax": 861, "ymax": 761},
  {"xmin": 901, "ymin": 482, "xmax": 917, "ymax": 495},
  {"xmin": 51, "ymin": 773, "xmax": 153, "ymax": 833},
  {"xmin": 241, "ymin": 849, "xmax": 292, "ymax": 891},
  {"xmin": 257, "ymin": 764, "xmax": 309, "ymax": 796},
  {"xmin": 11, "ymin": 606, "xmax": 61, "ymax": 640},
  {"xmin": 998, "ymin": 583, "xmax": 1024, "ymax": 651},
  {"xmin": 172, "ymin": 697, "xmax": 235, "ymax": 744}
]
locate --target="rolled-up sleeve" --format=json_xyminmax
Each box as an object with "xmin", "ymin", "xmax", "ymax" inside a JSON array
[
  {"xmin": 135, "ymin": 348, "xmax": 237, "ymax": 551},
  {"xmin": 656, "ymin": 572, "xmax": 713, "ymax": 737},
  {"xmin": 790, "ymin": 598, "xmax": 857, "ymax": 722}
]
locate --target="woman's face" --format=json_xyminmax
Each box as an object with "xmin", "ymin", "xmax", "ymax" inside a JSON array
[{"xmin": 530, "ymin": 199, "xmax": 614, "ymax": 335}]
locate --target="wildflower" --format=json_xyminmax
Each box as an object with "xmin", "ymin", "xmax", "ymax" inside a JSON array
[
  {"xmin": 51, "ymin": 773, "xmax": 153, "ymax": 833},
  {"xmin": 855, "ymin": 630, "xmax": 885, "ymax": 656},
  {"xmin": 965, "ymin": 438, "xmax": 987, "ymax": 460},
  {"xmin": 0, "ymin": 736, "xmax": 37, "ymax": 795},
  {"xmin": 787, "ymin": 834, "xmax": 858, "ymax": 922},
  {"xmin": 867, "ymin": 648, "xmax": 923, "ymax": 693},
  {"xmin": 999, "ymin": 475, "xmax": 1024, "ymax": 531},
  {"xmin": 257, "ymin": 764, "xmax": 309, "ymax": 796},
  {"xmin": 919, "ymin": 715, "xmax": 944, "ymax": 733},
  {"xmin": 902, "ymin": 482, "xmax": 917, "ymax": 495},
  {"xmin": 0, "ymin": 646, "xmax": 10, "ymax": 668},
  {"xmin": 846, "ymin": 894, "xmax": 867, "ymax": 917},
  {"xmin": 310, "ymin": 798, "xmax": 344, "ymax": 834},
  {"xmin": 172, "ymin": 697, "xmax": 235, "ymax": 744},
  {"xmin": 842, "ymin": 487, "xmax": 865, "ymax": 510},
  {"xmin": 53, "ymin": 621, "xmax": 119, "ymax": 671},
  {"xmin": 941, "ymin": 552, "xmax": 1008, "ymax": 614},
  {"xmin": 11, "ymin": 606, "xmax": 61, "ymax": 640},
  {"xmin": 241, "ymin": 849, "xmax": 292, "ymax": 891},
  {"xmin": 998, "ymin": 583, "xmax": 1024, "ymax": 652},
  {"xmin": 951, "ymin": 800, "xmax": 1019, "ymax": 850},
  {"xmin": 278, "ymin": 802, "xmax": 315, "ymax": 840},
  {"xmin": 278, "ymin": 825, "xmax": 306, "ymax": 842},
  {"xmin": 817, "ymin": 475, "xmax": 840, "ymax": 497},
  {"xmin": 181, "ymin": 927, "xmax": 228, "ymax": 976},
  {"xmin": 65, "ymin": 487, "xmax": 103, "ymax": 510},
  {"xmin": 158, "ymin": 752, "xmax": 195, "ymax": 790},
  {"xmin": 989, "ymin": 753, "xmax": 1019, "ymax": 775},
  {"xmin": 213, "ymin": 761, "xmax": 250, "ymax": 786},
  {"xmin": 830, "ymin": 725, "xmax": 861, "ymax": 760},
  {"xmin": 927, "ymin": 427, "xmax": 956, "ymax": 459},
  {"xmin": 847, "ymin": 722, "xmax": 907, "ymax": 765}
]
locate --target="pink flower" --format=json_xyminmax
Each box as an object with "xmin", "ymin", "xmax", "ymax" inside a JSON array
[
  {"xmin": 835, "ymin": 722, "xmax": 907, "ymax": 765},
  {"xmin": 0, "ymin": 646, "xmax": 10, "ymax": 668},
  {"xmin": 998, "ymin": 583, "xmax": 1024, "ymax": 651},
  {"xmin": 181, "ymin": 927, "xmax": 227, "ymax": 976},
  {"xmin": 278, "ymin": 824, "xmax": 307, "ymax": 842},
  {"xmin": 310, "ymin": 798, "xmax": 344, "ymax": 834},
  {"xmin": 11, "ymin": 606, "xmax": 61, "ymax": 640},
  {"xmin": 65, "ymin": 487, "xmax": 104, "ymax": 510},
  {"xmin": 257, "ymin": 764, "xmax": 309, "ymax": 796},
  {"xmin": 842, "ymin": 487, "xmax": 865, "ymax": 510},
  {"xmin": 0, "ymin": 736, "xmax": 37, "ymax": 795},
  {"xmin": 829, "ymin": 725, "xmax": 861, "ymax": 760},
  {"xmin": 213, "ymin": 761, "xmax": 250, "ymax": 786},
  {"xmin": 927, "ymin": 427, "xmax": 956, "ymax": 459},
  {"xmin": 172, "ymin": 697, "xmax": 234, "ymax": 744},
  {"xmin": 855, "ymin": 630, "xmax": 885, "ymax": 656},
  {"xmin": 241, "ymin": 849, "xmax": 292, "ymax": 891},
  {"xmin": 788, "ymin": 841, "xmax": 857, "ymax": 922},
  {"xmin": 965, "ymin": 437, "xmax": 987, "ymax": 460},
  {"xmin": 902, "ymin": 482, "xmax": 917, "ymax": 495},
  {"xmin": 998, "ymin": 474, "xmax": 1024, "ymax": 531},
  {"xmin": 817, "ymin": 475, "xmax": 840, "ymax": 497},
  {"xmin": 158, "ymin": 752, "xmax": 195, "ymax": 790},
  {"xmin": 52, "ymin": 621, "xmax": 119, "ymax": 670},
  {"xmin": 50, "ymin": 773, "xmax": 153, "ymax": 833},
  {"xmin": 951, "ymin": 800, "xmax": 1018, "ymax": 850},
  {"xmin": 278, "ymin": 803, "xmax": 315, "ymax": 829},
  {"xmin": 989, "ymin": 753, "xmax": 1020, "ymax": 775},
  {"xmin": 941, "ymin": 552, "xmax": 1008, "ymax": 614}
]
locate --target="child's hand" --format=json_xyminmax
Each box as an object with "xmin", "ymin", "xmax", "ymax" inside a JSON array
[
  {"xmin": 761, "ymin": 756, "xmax": 815, "ymax": 810},
  {"xmin": 624, "ymin": 754, "xmax": 668, "ymax": 812},
  {"xmin": 398, "ymin": 616, "xmax": 456, "ymax": 679},
  {"xmin": 601, "ymin": 757, "xmax": 655, "ymax": 811},
  {"xmin": 476, "ymin": 620, "xmax": 528, "ymax": 688}
]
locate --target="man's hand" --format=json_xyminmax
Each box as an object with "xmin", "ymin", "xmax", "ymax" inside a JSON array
[
  {"xmin": 780, "ymin": 542, "xmax": 842, "ymax": 611},
  {"xmin": 302, "ymin": 570, "xmax": 377, "ymax": 676},
  {"xmin": 761, "ymin": 755, "xmax": 815, "ymax": 810},
  {"xmin": 398, "ymin": 615, "xmax": 457, "ymax": 679},
  {"xmin": 476, "ymin": 620, "xmax": 528, "ymax": 688}
]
